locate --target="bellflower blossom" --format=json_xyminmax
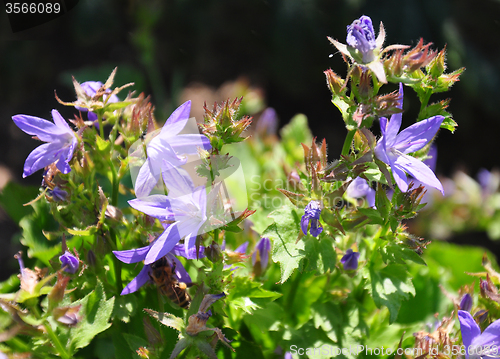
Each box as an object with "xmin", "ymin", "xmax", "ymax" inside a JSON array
[
  {"xmin": 134, "ymin": 100, "xmax": 211, "ymax": 198},
  {"xmin": 119, "ymin": 244, "xmax": 192, "ymax": 295},
  {"xmin": 374, "ymin": 83, "xmax": 444, "ymax": 194},
  {"xmin": 346, "ymin": 177, "xmax": 376, "ymax": 208},
  {"xmin": 341, "ymin": 249, "xmax": 360, "ymax": 270},
  {"xmin": 458, "ymin": 310, "xmax": 500, "ymax": 359},
  {"xmin": 12, "ymin": 110, "xmax": 78, "ymax": 178},
  {"xmin": 59, "ymin": 251, "xmax": 79, "ymax": 274},
  {"xmin": 301, "ymin": 201, "xmax": 323, "ymax": 237},
  {"xmin": 252, "ymin": 237, "xmax": 271, "ymax": 272},
  {"xmin": 114, "ymin": 161, "xmax": 208, "ymax": 264},
  {"xmin": 75, "ymin": 81, "xmax": 119, "ymax": 124},
  {"xmin": 346, "ymin": 15, "xmax": 377, "ymax": 63}
]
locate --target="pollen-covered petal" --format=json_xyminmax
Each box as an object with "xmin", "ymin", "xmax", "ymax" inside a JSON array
[
  {"xmin": 393, "ymin": 154, "xmax": 444, "ymax": 194},
  {"xmin": 121, "ymin": 265, "xmax": 151, "ymax": 295},
  {"xmin": 160, "ymin": 101, "xmax": 192, "ymax": 137},
  {"xmin": 13, "ymin": 114, "xmax": 69, "ymax": 142},
  {"xmin": 23, "ymin": 142, "xmax": 62, "ymax": 178},
  {"xmin": 394, "ymin": 115, "xmax": 444, "ymax": 154}
]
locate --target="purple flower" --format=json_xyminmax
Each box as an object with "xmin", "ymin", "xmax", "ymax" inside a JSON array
[
  {"xmin": 12, "ymin": 110, "xmax": 78, "ymax": 178},
  {"xmin": 301, "ymin": 201, "xmax": 323, "ymax": 237},
  {"xmin": 48, "ymin": 186, "xmax": 68, "ymax": 202},
  {"xmin": 252, "ymin": 237, "xmax": 271, "ymax": 272},
  {"xmin": 59, "ymin": 251, "xmax": 79, "ymax": 274},
  {"xmin": 341, "ymin": 249, "xmax": 360, "ymax": 270},
  {"xmin": 458, "ymin": 310, "xmax": 500, "ymax": 359},
  {"xmin": 76, "ymin": 81, "xmax": 120, "ymax": 124},
  {"xmin": 119, "ymin": 245, "xmax": 192, "ymax": 295},
  {"xmin": 374, "ymin": 83, "xmax": 444, "ymax": 194},
  {"xmin": 256, "ymin": 108, "xmax": 278, "ymax": 136},
  {"xmin": 134, "ymin": 101, "xmax": 211, "ymax": 198},
  {"xmin": 346, "ymin": 177, "xmax": 376, "ymax": 207},
  {"xmin": 460, "ymin": 293, "xmax": 473, "ymax": 312},
  {"xmin": 115, "ymin": 162, "xmax": 208, "ymax": 263},
  {"xmin": 346, "ymin": 15, "xmax": 377, "ymax": 63}
]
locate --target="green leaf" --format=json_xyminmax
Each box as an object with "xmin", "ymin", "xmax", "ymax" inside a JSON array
[
  {"xmin": 367, "ymin": 264, "xmax": 415, "ymax": 323},
  {"xmin": 123, "ymin": 333, "xmax": 150, "ymax": 358},
  {"xmin": 227, "ymin": 277, "xmax": 281, "ymax": 314},
  {"xmin": 0, "ymin": 182, "xmax": 40, "ymax": 224},
  {"xmin": 301, "ymin": 235, "xmax": 336, "ymax": 275},
  {"xmin": 68, "ymin": 280, "xmax": 115, "ymax": 354},
  {"xmin": 380, "ymin": 243, "xmax": 427, "ymax": 266},
  {"xmin": 357, "ymin": 208, "xmax": 384, "ymax": 225},
  {"xmin": 144, "ymin": 309, "xmax": 184, "ymax": 332},
  {"xmin": 95, "ymin": 135, "xmax": 111, "ymax": 152},
  {"xmin": 113, "ymin": 295, "xmax": 138, "ymax": 323},
  {"xmin": 263, "ymin": 205, "xmax": 304, "ymax": 283}
]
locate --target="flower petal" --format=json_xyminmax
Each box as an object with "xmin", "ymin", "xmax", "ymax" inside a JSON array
[
  {"xmin": 393, "ymin": 154, "xmax": 444, "ymax": 194},
  {"xmin": 166, "ymin": 253, "xmax": 191, "ymax": 284},
  {"xmin": 128, "ymin": 195, "xmax": 174, "ymax": 220},
  {"xmin": 113, "ymin": 246, "xmax": 150, "ymax": 264},
  {"xmin": 161, "ymin": 161, "xmax": 195, "ymax": 198},
  {"xmin": 160, "ymin": 101, "xmax": 192, "ymax": 137},
  {"xmin": 183, "ymin": 222, "xmax": 204, "ymax": 260},
  {"xmin": 471, "ymin": 317, "xmax": 500, "ymax": 348},
  {"xmin": 134, "ymin": 158, "xmax": 162, "ymax": 198},
  {"xmin": 12, "ymin": 114, "xmax": 68, "ymax": 142},
  {"xmin": 300, "ymin": 215, "xmax": 309, "ymax": 235},
  {"xmin": 121, "ymin": 265, "xmax": 151, "ymax": 295},
  {"xmin": 458, "ymin": 310, "xmax": 481, "ymax": 359},
  {"xmin": 51, "ymin": 109, "xmax": 73, "ymax": 133},
  {"xmin": 145, "ymin": 224, "xmax": 180, "ymax": 265},
  {"xmin": 23, "ymin": 142, "xmax": 62, "ymax": 178},
  {"xmin": 168, "ymin": 133, "xmax": 212, "ymax": 153},
  {"xmin": 394, "ymin": 115, "xmax": 444, "ymax": 154}
]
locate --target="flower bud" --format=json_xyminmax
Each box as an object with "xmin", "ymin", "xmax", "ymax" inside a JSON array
[
  {"xmin": 474, "ymin": 309, "xmax": 488, "ymax": 323},
  {"xmin": 252, "ymin": 237, "xmax": 271, "ymax": 276},
  {"xmin": 53, "ymin": 305, "xmax": 82, "ymax": 326},
  {"xmin": 341, "ymin": 249, "xmax": 360, "ymax": 270},
  {"xmin": 324, "ymin": 69, "xmax": 345, "ymax": 95},
  {"xmin": 346, "ymin": 15, "xmax": 376, "ymax": 63},
  {"xmin": 59, "ymin": 251, "xmax": 79, "ymax": 274},
  {"xmin": 459, "ymin": 293, "xmax": 473, "ymax": 312}
]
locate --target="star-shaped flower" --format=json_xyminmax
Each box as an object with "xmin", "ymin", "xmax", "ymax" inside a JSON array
[
  {"xmin": 115, "ymin": 161, "xmax": 208, "ymax": 264},
  {"xmin": 117, "ymin": 244, "xmax": 193, "ymax": 295},
  {"xmin": 75, "ymin": 81, "xmax": 120, "ymax": 124},
  {"xmin": 12, "ymin": 110, "xmax": 78, "ymax": 177},
  {"xmin": 374, "ymin": 83, "xmax": 444, "ymax": 194},
  {"xmin": 134, "ymin": 101, "xmax": 211, "ymax": 198}
]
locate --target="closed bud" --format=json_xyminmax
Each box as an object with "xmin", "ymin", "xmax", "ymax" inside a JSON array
[
  {"xmin": 48, "ymin": 273, "xmax": 70, "ymax": 308},
  {"xmin": 427, "ymin": 48, "xmax": 447, "ymax": 78},
  {"xmin": 53, "ymin": 305, "xmax": 82, "ymax": 326},
  {"xmin": 474, "ymin": 309, "xmax": 488, "ymax": 323},
  {"xmin": 206, "ymin": 241, "xmax": 222, "ymax": 263},
  {"xmin": 459, "ymin": 293, "xmax": 473, "ymax": 312},
  {"xmin": 324, "ymin": 69, "xmax": 345, "ymax": 95}
]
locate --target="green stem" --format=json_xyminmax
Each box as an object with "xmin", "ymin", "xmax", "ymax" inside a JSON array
[
  {"xmin": 98, "ymin": 113, "xmax": 104, "ymax": 139},
  {"xmin": 108, "ymin": 157, "xmax": 119, "ymax": 207},
  {"xmin": 45, "ymin": 321, "xmax": 71, "ymax": 359},
  {"xmin": 418, "ymin": 90, "xmax": 432, "ymax": 121},
  {"xmin": 341, "ymin": 130, "xmax": 355, "ymax": 156},
  {"xmin": 110, "ymin": 228, "xmax": 123, "ymax": 294}
]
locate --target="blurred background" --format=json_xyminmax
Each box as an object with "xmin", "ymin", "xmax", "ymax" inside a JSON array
[{"xmin": 1, "ymin": 0, "xmax": 500, "ymax": 278}]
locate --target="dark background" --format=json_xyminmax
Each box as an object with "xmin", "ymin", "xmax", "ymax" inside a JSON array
[{"xmin": 1, "ymin": 0, "xmax": 500, "ymax": 278}]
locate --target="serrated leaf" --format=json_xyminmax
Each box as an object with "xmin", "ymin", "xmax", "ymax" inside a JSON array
[
  {"xmin": 144, "ymin": 309, "xmax": 183, "ymax": 331},
  {"xmin": 66, "ymin": 225, "xmax": 98, "ymax": 236},
  {"xmin": 381, "ymin": 243, "xmax": 427, "ymax": 266},
  {"xmin": 68, "ymin": 280, "xmax": 115, "ymax": 354},
  {"xmin": 263, "ymin": 206, "xmax": 304, "ymax": 283},
  {"xmin": 357, "ymin": 208, "xmax": 384, "ymax": 225},
  {"xmin": 368, "ymin": 264, "xmax": 415, "ymax": 323}
]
